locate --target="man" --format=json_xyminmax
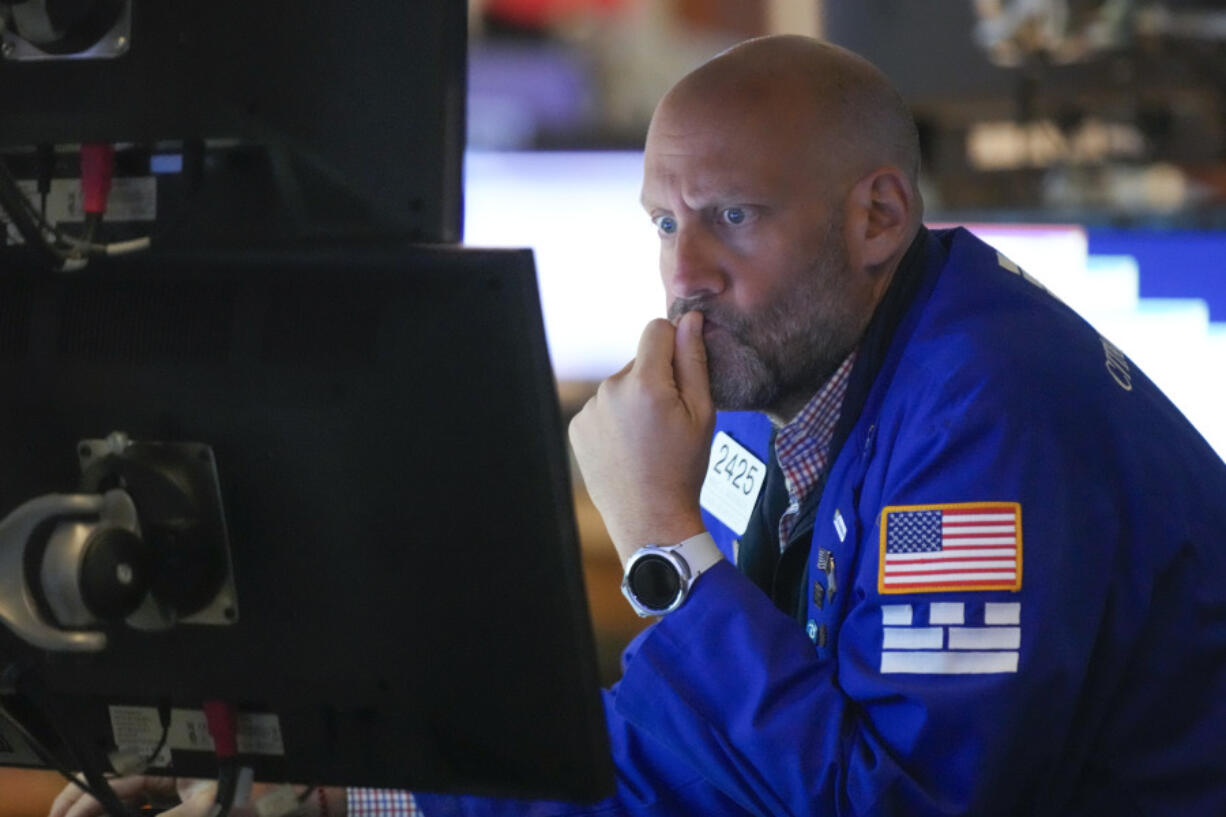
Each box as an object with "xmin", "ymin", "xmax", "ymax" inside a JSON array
[{"xmin": 52, "ymin": 33, "xmax": 1226, "ymax": 817}]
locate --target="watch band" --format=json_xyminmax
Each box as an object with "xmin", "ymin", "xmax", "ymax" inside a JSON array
[{"xmin": 672, "ymin": 531, "xmax": 724, "ymax": 576}]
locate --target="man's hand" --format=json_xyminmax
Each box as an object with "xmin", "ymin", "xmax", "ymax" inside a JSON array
[
  {"xmin": 569, "ymin": 310, "xmax": 714, "ymax": 566},
  {"xmin": 48, "ymin": 776, "xmax": 344, "ymax": 817},
  {"xmin": 49, "ymin": 775, "xmax": 180, "ymax": 817}
]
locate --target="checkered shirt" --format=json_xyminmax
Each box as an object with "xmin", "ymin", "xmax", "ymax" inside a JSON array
[
  {"xmin": 347, "ymin": 788, "xmax": 421, "ymax": 817},
  {"xmin": 774, "ymin": 351, "xmax": 857, "ymax": 551}
]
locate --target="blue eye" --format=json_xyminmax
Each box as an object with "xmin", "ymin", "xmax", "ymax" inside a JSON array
[
  {"xmin": 654, "ymin": 215, "xmax": 677, "ymax": 235},
  {"xmin": 721, "ymin": 207, "xmax": 746, "ymax": 225}
]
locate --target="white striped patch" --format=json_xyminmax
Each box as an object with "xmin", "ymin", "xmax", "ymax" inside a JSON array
[
  {"xmin": 928, "ymin": 603, "xmax": 965, "ymax": 625},
  {"xmin": 948, "ymin": 627, "xmax": 1021, "ymax": 650},
  {"xmin": 883, "ymin": 627, "xmax": 944, "ymax": 649},
  {"xmin": 985, "ymin": 602, "xmax": 1022, "ymax": 625},
  {"xmin": 881, "ymin": 650, "xmax": 1019, "ymax": 675},
  {"xmin": 880, "ymin": 602, "xmax": 1022, "ymax": 675},
  {"xmin": 881, "ymin": 605, "xmax": 913, "ymax": 626}
]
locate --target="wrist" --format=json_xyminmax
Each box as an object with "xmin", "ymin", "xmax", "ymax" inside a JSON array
[
  {"xmin": 315, "ymin": 787, "xmax": 344, "ymax": 817},
  {"xmin": 610, "ymin": 511, "xmax": 707, "ymax": 568}
]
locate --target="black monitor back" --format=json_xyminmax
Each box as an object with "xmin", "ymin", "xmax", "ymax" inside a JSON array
[{"xmin": 0, "ymin": 244, "xmax": 613, "ymax": 802}]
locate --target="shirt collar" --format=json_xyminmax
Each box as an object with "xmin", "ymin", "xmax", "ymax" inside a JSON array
[{"xmin": 774, "ymin": 350, "xmax": 857, "ymax": 514}]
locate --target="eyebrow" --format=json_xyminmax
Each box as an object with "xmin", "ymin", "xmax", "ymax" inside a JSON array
[{"xmin": 639, "ymin": 186, "xmax": 763, "ymax": 213}]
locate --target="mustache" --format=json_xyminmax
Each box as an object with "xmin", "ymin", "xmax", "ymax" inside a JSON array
[
  {"xmin": 669, "ymin": 299, "xmax": 716, "ymax": 324},
  {"xmin": 666, "ymin": 299, "xmax": 697, "ymax": 323},
  {"xmin": 668, "ymin": 299, "xmax": 742, "ymax": 335}
]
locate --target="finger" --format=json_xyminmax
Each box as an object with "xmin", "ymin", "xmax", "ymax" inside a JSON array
[
  {"xmin": 632, "ymin": 318, "xmax": 678, "ymax": 385},
  {"xmin": 59, "ymin": 776, "xmax": 140, "ymax": 817},
  {"xmin": 161, "ymin": 780, "xmax": 218, "ymax": 817},
  {"xmin": 49, "ymin": 777, "xmax": 87, "ymax": 817},
  {"xmin": 672, "ymin": 310, "xmax": 711, "ymax": 416},
  {"xmin": 59, "ymin": 788, "xmax": 109, "ymax": 817}
]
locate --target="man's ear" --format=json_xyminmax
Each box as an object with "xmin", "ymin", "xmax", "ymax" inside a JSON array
[{"xmin": 843, "ymin": 165, "xmax": 915, "ymax": 275}]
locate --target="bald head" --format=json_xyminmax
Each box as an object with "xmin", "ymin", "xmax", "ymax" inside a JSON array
[{"xmin": 654, "ymin": 35, "xmax": 922, "ymax": 207}]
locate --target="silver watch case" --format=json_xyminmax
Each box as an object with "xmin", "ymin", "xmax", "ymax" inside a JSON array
[{"xmin": 620, "ymin": 544, "xmax": 697, "ymax": 617}]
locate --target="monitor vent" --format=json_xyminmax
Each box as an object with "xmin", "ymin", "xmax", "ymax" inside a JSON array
[
  {"xmin": 0, "ymin": 279, "xmax": 32, "ymax": 359},
  {"xmin": 57, "ymin": 283, "xmax": 235, "ymax": 362}
]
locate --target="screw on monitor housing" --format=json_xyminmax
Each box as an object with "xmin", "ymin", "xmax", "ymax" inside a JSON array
[{"xmin": 104, "ymin": 431, "xmax": 132, "ymax": 455}]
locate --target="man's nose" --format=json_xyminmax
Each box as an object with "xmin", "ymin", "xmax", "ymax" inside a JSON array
[{"xmin": 663, "ymin": 224, "xmax": 726, "ymax": 300}]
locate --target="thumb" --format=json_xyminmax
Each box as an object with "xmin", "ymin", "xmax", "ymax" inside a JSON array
[{"xmin": 673, "ymin": 310, "xmax": 712, "ymax": 417}]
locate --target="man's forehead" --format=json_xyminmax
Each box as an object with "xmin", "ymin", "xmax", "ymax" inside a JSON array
[
  {"xmin": 640, "ymin": 160, "xmax": 764, "ymax": 206},
  {"xmin": 640, "ymin": 118, "xmax": 805, "ymax": 207}
]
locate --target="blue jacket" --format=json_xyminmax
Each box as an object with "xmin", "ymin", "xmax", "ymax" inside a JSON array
[{"xmin": 416, "ymin": 227, "xmax": 1226, "ymax": 816}]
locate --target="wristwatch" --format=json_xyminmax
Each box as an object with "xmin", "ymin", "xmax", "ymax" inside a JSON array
[{"xmin": 621, "ymin": 532, "xmax": 723, "ymax": 617}]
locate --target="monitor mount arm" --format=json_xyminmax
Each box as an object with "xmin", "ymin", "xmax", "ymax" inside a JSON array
[{"xmin": 0, "ymin": 433, "xmax": 237, "ymax": 653}]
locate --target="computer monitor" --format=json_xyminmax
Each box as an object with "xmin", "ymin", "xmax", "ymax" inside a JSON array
[
  {"xmin": 0, "ymin": 243, "xmax": 614, "ymax": 803},
  {"xmin": 0, "ymin": 0, "xmax": 466, "ymax": 243}
]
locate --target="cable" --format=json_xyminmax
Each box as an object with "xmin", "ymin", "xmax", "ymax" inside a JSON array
[
  {"xmin": 0, "ymin": 664, "xmax": 137, "ymax": 817},
  {"xmin": 148, "ymin": 699, "xmax": 173, "ymax": 768},
  {"xmin": 0, "ymin": 697, "xmax": 96, "ymax": 800},
  {"xmin": 108, "ymin": 698, "xmax": 172, "ymax": 776},
  {"xmin": 0, "ymin": 156, "xmax": 65, "ymax": 269},
  {"xmin": 37, "ymin": 144, "xmax": 54, "ymax": 222},
  {"xmin": 0, "ymin": 691, "xmax": 136, "ymax": 816},
  {"xmin": 211, "ymin": 761, "xmax": 241, "ymax": 817},
  {"xmin": 80, "ymin": 144, "xmax": 115, "ymax": 219},
  {"xmin": 203, "ymin": 700, "xmax": 240, "ymax": 817},
  {"xmin": 0, "ymin": 150, "xmax": 152, "ymax": 272},
  {"xmin": 78, "ymin": 756, "xmax": 137, "ymax": 817}
]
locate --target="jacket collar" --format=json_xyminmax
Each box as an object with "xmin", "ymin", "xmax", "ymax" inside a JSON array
[{"xmin": 829, "ymin": 226, "xmax": 934, "ymax": 463}]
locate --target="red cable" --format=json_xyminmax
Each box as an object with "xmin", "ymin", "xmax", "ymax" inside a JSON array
[
  {"xmin": 79, "ymin": 143, "xmax": 115, "ymax": 216},
  {"xmin": 202, "ymin": 700, "xmax": 239, "ymax": 759}
]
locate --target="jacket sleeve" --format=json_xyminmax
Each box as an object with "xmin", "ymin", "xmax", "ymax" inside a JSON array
[
  {"xmin": 608, "ymin": 363, "xmax": 1128, "ymax": 816},
  {"xmin": 612, "ymin": 562, "xmax": 857, "ymax": 816}
]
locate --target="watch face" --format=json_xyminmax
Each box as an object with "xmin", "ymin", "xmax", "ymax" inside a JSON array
[{"xmin": 628, "ymin": 553, "xmax": 682, "ymax": 612}]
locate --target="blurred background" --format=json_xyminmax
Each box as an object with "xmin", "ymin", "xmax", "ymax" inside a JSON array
[{"xmin": 462, "ymin": 0, "xmax": 1226, "ymax": 685}]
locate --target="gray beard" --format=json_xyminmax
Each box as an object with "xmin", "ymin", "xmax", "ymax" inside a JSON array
[{"xmin": 666, "ymin": 232, "xmax": 861, "ymax": 417}]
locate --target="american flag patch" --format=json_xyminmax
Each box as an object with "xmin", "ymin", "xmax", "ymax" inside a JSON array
[{"xmin": 878, "ymin": 502, "xmax": 1022, "ymax": 594}]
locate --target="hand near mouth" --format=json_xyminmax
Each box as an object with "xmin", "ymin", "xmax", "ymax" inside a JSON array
[{"xmin": 569, "ymin": 310, "xmax": 715, "ymax": 566}]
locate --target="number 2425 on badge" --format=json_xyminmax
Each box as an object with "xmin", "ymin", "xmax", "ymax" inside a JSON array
[{"xmin": 699, "ymin": 431, "xmax": 766, "ymax": 536}]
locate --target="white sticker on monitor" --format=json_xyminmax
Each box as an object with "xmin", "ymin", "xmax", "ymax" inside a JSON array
[
  {"xmin": 110, "ymin": 706, "xmax": 285, "ymax": 757},
  {"xmin": 16, "ymin": 177, "xmax": 157, "ymax": 224},
  {"xmin": 700, "ymin": 431, "xmax": 766, "ymax": 536}
]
